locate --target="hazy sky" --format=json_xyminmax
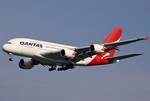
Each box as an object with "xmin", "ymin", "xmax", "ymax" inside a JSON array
[{"xmin": 0, "ymin": 0, "xmax": 150, "ymax": 101}]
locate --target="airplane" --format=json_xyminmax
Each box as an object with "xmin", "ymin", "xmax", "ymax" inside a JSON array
[{"xmin": 2, "ymin": 28, "xmax": 148, "ymax": 71}]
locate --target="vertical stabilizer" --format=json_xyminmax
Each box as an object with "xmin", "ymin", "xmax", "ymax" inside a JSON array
[
  {"xmin": 103, "ymin": 27, "xmax": 123, "ymax": 58},
  {"xmin": 103, "ymin": 27, "xmax": 123, "ymax": 44}
]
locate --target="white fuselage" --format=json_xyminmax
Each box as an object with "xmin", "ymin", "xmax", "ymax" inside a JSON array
[{"xmin": 2, "ymin": 38, "xmax": 96, "ymax": 66}]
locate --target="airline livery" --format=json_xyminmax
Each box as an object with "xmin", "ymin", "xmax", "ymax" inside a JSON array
[{"xmin": 2, "ymin": 28, "xmax": 148, "ymax": 71}]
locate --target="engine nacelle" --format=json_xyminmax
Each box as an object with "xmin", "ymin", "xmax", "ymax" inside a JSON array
[
  {"xmin": 61, "ymin": 49, "xmax": 76, "ymax": 58},
  {"xmin": 90, "ymin": 44, "xmax": 104, "ymax": 52},
  {"xmin": 19, "ymin": 59, "xmax": 34, "ymax": 69}
]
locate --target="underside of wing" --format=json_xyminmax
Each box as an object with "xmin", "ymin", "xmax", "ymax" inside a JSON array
[
  {"xmin": 33, "ymin": 50, "xmax": 72, "ymax": 66},
  {"xmin": 106, "ymin": 53, "xmax": 143, "ymax": 63}
]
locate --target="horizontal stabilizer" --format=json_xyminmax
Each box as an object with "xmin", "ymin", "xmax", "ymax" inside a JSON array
[{"xmin": 107, "ymin": 54, "xmax": 143, "ymax": 62}]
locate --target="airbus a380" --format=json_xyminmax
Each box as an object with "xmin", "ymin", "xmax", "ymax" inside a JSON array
[{"xmin": 2, "ymin": 28, "xmax": 148, "ymax": 71}]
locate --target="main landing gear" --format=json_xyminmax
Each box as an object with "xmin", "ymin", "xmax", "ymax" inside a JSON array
[
  {"xmin": 48, "ymin": 65, "xmax": 56, "ymax": 71},
  {"xmin": 48, "ymin": 64, "xmax": 75, "ymax": 71},
  {"xmin": 57, "ymin": 64, "xmax": 74, "ymax": 71}
]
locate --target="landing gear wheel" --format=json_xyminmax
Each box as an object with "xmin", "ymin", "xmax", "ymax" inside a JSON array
[
  {"xmin": 48, "ymin": 67, "xmax": 56, "ymax": 71},
  {"xmin": 57, "ymin": 68, "xmax": 64, "ymax": 71},
  {"xmin": 9, "ymin": 58, "xmax": 13, "ymax": 61},
  {"xmin": 57, "ymin": 64, "xmax": 74, "ymax": 71}
]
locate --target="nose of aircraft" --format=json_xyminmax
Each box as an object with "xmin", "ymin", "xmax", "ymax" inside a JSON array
[{"xmin": 2, "ymin": 44, "xmax": 9, "ymax": 52}]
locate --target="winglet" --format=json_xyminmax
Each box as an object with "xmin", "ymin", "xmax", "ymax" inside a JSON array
[{"xmin": 145, "ymin": 36, "xmax": 150, "ymax": 41}]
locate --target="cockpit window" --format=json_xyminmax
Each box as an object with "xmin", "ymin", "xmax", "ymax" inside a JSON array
[{"xmin": 7, "ymin": 42, "xmax": 12, "ymax": 44}]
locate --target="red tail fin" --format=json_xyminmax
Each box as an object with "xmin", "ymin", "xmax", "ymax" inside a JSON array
[
  {"xmin": 103, "ymin": 28, "xmax": 123, "ymax": 58},
  {"xmin": 103, "ymin": 27, "xmax": 123, "ymax": 44}
]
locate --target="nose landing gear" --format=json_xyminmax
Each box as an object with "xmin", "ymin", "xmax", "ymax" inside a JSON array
[
  {"xmin": 8, "ymin": 53, "xmax": 13, "ymax": 61},
  {"xmin": 9, "ymin": 58, "xmax": 13, "ymax": 61}
]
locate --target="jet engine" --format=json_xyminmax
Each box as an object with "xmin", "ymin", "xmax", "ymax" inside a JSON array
[
  {"xmin": 19, "ymin": 59, "xmax": 38, "ymax": 69},
  {"xmin": 90, "ymin": 44, "xmax": 104, "ymax": 53},
  {"xmin": 61, "ymin": 49, "xmax": 76, "ymax": 58}
]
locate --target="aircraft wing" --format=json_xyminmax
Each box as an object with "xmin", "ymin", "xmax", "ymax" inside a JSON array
[
  {"xmin": 75, "ymin": 36, "xmax": 148, "ymax": 53},
  {"xmin": 75, "ymin": 37, "xmax": 147, "ymax": 52},
  {"xmin": 104, "ymin": 37, "xmax": 148, "ymax": 51},
  {"xmin": 33, "ymin": 50, "xmax": 73, "ymax": 65},
  {"xmin": 106, "ymin": 53, "xmax": 143, "ymax": 62},
  {"xmin": 72, "ymin": 36, "xmax": 147, "ymax": 62}
]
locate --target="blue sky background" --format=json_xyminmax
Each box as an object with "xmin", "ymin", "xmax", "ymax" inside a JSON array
[{"xmin": 0, "ymin": 0, "xmax": 150, "ymax": 101}]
